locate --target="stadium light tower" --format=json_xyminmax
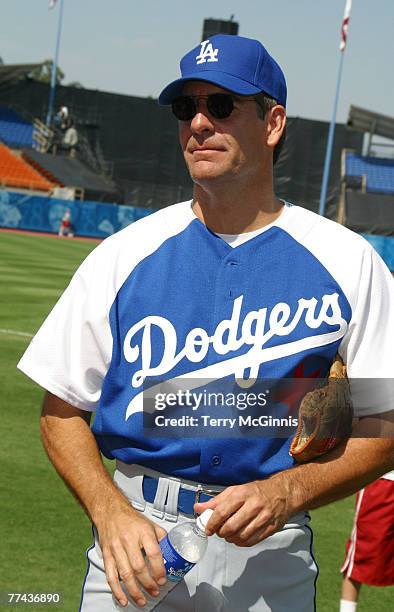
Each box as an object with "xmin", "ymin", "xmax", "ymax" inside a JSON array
[
  {"xmin": 319, "ymin": 0, "xmax": 352, "ymax": 217},
  {"xmin": 201, "ymin": 17, "xmax": 239, "ymax": 41},
  {"xmin": 46, "ymin": 0, "xmax": 65, "ymax": 127}
]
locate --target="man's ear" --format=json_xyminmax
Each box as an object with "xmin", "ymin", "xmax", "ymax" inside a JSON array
[{"xmin": 266, "ymin": 106, "xmax": 286, "ymax": 148}]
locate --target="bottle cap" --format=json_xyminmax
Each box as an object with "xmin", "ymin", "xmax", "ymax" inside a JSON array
[{"xmin": 196, "ymin": 508, "xmax": 214, "ymax": 533}]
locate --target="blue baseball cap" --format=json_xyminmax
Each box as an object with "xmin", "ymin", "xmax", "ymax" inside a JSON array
[{"xmin": 158, "ymin": 34, "xmax": 287, "ymax": 107}]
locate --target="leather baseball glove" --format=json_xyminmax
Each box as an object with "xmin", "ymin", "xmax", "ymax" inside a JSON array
[{"xmin": 289, "ymin": 354, "xmax": 353, "ymax": 463}]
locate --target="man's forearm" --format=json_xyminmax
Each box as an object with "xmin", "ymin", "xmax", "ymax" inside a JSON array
[
  {"xmin": 40, "ymin": 392, "xmax": 168, "ymax": 607},
  {"xmin": 278, "ymin": 413, "xmax": 394, "ymax": 514},
  {"xmin": 40, "ymin": 392, "xmax": 132, "ymax": 525}
]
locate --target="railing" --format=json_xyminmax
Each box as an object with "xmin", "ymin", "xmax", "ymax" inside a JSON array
[{"xmin": 32, "ymin": 119, "xmax": 54, "ymax": 153}]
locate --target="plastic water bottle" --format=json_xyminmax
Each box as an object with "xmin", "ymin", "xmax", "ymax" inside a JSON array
[{"xmin": 142, "ymin": 509, "xmax": 214, "ymax": 611}]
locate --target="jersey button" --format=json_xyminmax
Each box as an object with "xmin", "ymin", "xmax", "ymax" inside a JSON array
[{"xmin": 211, "ymin": 455, "xmax": 221, "ymax": 466}]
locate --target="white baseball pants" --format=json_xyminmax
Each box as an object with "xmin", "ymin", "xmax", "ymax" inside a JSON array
[{"xmin": 79, "ymin": 463, "xmax": 318, "ymax": 611}]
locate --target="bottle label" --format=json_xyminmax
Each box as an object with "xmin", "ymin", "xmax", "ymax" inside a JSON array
[{"xmin": 159, "ymin": 536, "xmax": 196, "ymax": 582}]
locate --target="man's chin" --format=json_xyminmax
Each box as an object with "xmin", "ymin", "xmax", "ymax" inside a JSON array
[{"xmin": 189, "ymin": 163, "xmax": 231, "ymax": 183}]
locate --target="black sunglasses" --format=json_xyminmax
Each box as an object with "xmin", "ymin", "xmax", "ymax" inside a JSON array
[{"xmin": 171, "ymin": 93, "xmax": 253, "ymax": 121}]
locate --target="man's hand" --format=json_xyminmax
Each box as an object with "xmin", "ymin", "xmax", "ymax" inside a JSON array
[
  {"xmin": 95, "ymin": 500, "xmax": 167, "ymax": 608},
  {"xmin": 195, "ymin": 412, "xmax": 394, "ymax": 547},
  {"xmin": 194, "ymin": 478, "xmax": 291, "ymax": 547}
]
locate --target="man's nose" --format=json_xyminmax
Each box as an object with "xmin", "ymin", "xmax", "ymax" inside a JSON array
[{"xmin": 189, "ymin": 101, "xmax": 215, "ymax": 135}]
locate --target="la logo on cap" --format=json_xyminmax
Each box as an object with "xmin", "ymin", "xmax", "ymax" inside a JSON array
[{"xmin": 196, "ymin": 40, "xmax": 219, "ymax": 65}]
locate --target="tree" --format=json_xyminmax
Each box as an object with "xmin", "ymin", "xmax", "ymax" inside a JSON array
[
  {"xmin": 0, "ymin": 56, "xmax": 4, "ymax": 65},
  {"xmin": 30, "ymin": 59, "xmax": 65, "ymax": 84},
  {"xmin": 67, "ymin": 81, "xmax": 84, "ymax": 88}
]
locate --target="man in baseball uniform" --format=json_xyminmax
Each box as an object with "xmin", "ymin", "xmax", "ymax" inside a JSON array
[{"xmin": 18, "ymin": 35, "xmax": 394, "ymax": 611}]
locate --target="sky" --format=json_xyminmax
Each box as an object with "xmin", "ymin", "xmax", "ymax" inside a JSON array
[{"xmin": 0, "ymin": 0, "xmax": 393, "ymax": 124}]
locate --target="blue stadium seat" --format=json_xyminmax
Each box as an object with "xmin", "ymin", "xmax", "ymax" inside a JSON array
[
  {"xmin": 0, "ymin": 106, "xmax": 34, "ymax": 148},
  {"xmin": 345, "ymin": 152, "xmax": 394, "ymax": 195}
]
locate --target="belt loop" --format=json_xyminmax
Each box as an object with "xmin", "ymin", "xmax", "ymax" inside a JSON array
[
  {"xmin": 151, "ymin": 477, "xmax": 169, "ymax": 519},
  {"xmin": 130, "ymin": 474, "xmax": 146, "ymax": 512},
  {"xmin": 164, "ymin": 480, "xmax": 180, "ymax": 522}
]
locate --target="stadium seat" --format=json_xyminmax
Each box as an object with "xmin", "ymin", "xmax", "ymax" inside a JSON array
[
  {"xmin": 0, "ymin": 106, "xmax": 34, "ymax": 148},
  {"xmin": 346, "ymin": 152, "xmax": 394, "ymax": 195},
  {"xmin": 0, "ymin": 143, "xmax": 54, "ymax": 191}
]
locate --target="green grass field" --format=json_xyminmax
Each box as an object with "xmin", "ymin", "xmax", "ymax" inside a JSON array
[{"xmin": 0, "ymin": 230, "xmax": 392, "ymax": 611}]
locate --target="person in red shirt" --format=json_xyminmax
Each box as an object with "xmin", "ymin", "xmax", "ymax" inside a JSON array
[
  {"xmin": 340, "ymin": 472, "xmax": 394, "ymax": 611},
  {"xmin": 58, "ymin": 209, "xmax": 74, "ymax": 237}
]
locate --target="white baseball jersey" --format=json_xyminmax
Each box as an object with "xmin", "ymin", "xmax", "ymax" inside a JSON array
[{"xmin": 18, "ymin": 202, "xmax": 394, "ymax": 485}]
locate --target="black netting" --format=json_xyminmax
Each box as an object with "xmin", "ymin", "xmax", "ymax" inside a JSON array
[{"xmin": 0, "ymin": 79, "xmax": 363, "ymax": 212}]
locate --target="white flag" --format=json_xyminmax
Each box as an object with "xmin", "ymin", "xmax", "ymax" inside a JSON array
[
  {"xmin": 340, "ymin": 0, "xmax": 352, "ymax": 51},
  {"xmin": 48, "ymin": 0, "xmax": 57, "ymax": 9}
]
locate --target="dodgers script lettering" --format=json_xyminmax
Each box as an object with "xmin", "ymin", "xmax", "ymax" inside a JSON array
[{"xmin": 123, "ymin": 293, "xmax": 347, "ymax": 419}]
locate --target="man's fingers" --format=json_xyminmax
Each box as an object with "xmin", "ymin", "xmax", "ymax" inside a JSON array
[
  {"xmin": 229, "ymin": 522, "xmax": 278, "ymax": 547},
  {"xmin": 144, "ymin": 527, "xmax": 168, "ymax": 584},
  {"xmin": 97, "ymin": 509, "xmax": 171, "ymax": 607},
  {"xmin": 128, "ymin": 546, "xmax": 161, "ymax": 596},
  {"xmin": 215, "ymin": 495, "xmax": 275, "ymax": 539},
  {"xmin": 102, "ymin": 551, "xmax": 129, "ymax": 608},
  {"xmin": 199, "ymin": 491, "xmax": 244, "ymax": 535},
  {"xmin": 153, "ymin": 524, "xmax": 168, "ymax": 543},
  {"xmin": 104, "ymin": 541, "xmax": 159, "ymax": 608},
  {"xmin": 215, "ymin": 507, "xmax": 256, "ymax": 539},
  {"xmin": 219, "ymin": 506, "xmax": 285, "ymax": 546},
  {"xmin": 107, "ymin": 547, "xmax": 148, "ymax": 607},
  {"xmin": 193, "ymin": 498, "xmax": 218, "ymax": 514}
]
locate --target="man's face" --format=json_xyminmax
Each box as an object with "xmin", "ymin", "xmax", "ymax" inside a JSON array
[{"xmin": 178, "ymin": 81, "xmax": 268, "ymax": 186}]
